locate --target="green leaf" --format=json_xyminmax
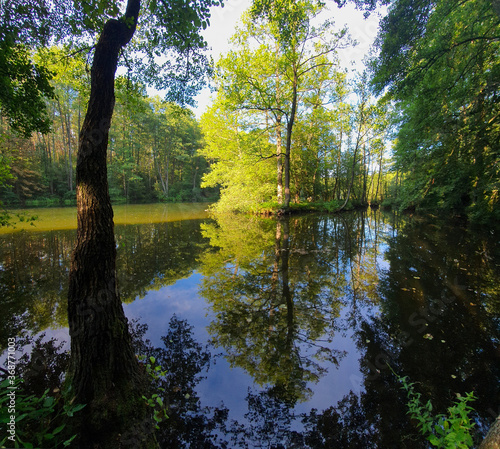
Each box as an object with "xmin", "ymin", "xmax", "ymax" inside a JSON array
[
  {"xmin": 428, "ymin": 434, "xmax": 440, "ymax": 446},
  {"xmin": 53, "ymin": 424, "xmax": 66, "ymax": 435},
  {"xmin": 43, "ymin": 396, "xmax": 55, "ymax": 408},
  {"xmin": 63, "ymin": 435, "xmax": 78, "ymax": 447},
  {"xmin": 70, "ymin": 403, "xmax": 86, "ymax": 413}
]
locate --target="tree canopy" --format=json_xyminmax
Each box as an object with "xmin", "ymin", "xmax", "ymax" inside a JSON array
[
  {"xmin": 0, "ymin": 0, "xmax": 220, "ymax": 136},
  {"xmin": 370, "ymin": 0, "xmax": 500, "ymax": 221}
]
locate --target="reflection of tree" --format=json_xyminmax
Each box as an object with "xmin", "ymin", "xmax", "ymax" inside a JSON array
[
  {"xmin": 132, "ymin": 316, "xmax": 230, "ymax": 449},
  {"xmin": 349, "ymin": 216, "xmax": 500, "ymax": 445},
  {"xmin": 2, "ymin": 318, "xmax": 231, "ymax": 449},
  {"xmin": 303, "ymin": 391, "xmax": 380, "ymax": 448},
  {"xmin": 3, "ymin": 211, "xmax": 498, "ymax": 446},
  {"xmin": 0, "ymin": 232, "xmax": 72, "ymax": 345},
  {"xmin": 115, "ymin": 220, "xmax": 211, "ymax": 300},
  {"xmin": 199, "ymin": 213, "xmax": 351, "ymax": 404},
  {"xmin": 0, "ymin": 219, "xmax": 210, "ymax": 350}
]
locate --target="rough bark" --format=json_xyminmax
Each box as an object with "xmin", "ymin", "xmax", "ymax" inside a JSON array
[
  {"xmin": 283, "ymin": 72, "xmax": 297, "ymax": 209},
  {"xmin": 67, "ymin": 1, "xmax": 156, "ymax": 447},
  {"xmin": 480, "ymin": 416, "xmax": 500, "ymax": 449}
]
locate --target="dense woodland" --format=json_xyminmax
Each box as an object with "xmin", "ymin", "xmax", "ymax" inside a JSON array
[
  {"xmin": 0, "ymin": 49, "xmax": 216, "ymax": 207},
  {"xmin": 0, "ymin": 0, "xmax": 499, "ymax": 447},
  {"xmin": 1, "ymin": 0, "xmax": 498, "ymax": 224}
]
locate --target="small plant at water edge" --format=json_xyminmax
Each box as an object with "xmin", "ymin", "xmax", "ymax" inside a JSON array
[
  {"xmin": 398, "ymin": 374, "xmax": 476, "ymax": 448},
  {"xmin": 0, "ymin": 377, "xmax": 85, "ymax": 448},
  {"xmin": 138, "ymin": 355, "xmax": 169, "ymax": 429}
]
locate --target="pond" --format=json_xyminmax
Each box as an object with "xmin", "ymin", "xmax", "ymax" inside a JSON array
[{"xmin": 1, "ymin": 204, "xmax": 499, "ymax": 448}]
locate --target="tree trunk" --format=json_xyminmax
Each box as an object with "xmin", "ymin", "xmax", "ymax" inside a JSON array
[
  {"xmin": 67, "ymin": 1, "xmax": 157, "ymax": 447},
  {"xmin": 361, "ymin": 143, "xmax": 367, "ymax": 205},
  {"xmin": 276, "ymin": 115, "xmax": 284, "ymax": 204},
  {"xmin": 339, "ymin": 138, "xmax": 360, "ymax": 211},
  {"xmin": 374, "ymin": 146, "xmax": 383, "ymax": 202},
  {"xmin": 66, "ymin": 106, "xmax": 74, "ymax": 191},
  {"xmin": 284, "ymin": 73, "xmax": 298, "ymax": 209},
  {"xmin": 480, "ymin": 416, "xmax": 500, "ymax": 449}
]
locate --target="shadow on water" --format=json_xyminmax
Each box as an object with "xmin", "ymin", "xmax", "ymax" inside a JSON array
[{"xmin": 1, "ymin": 208, "xmax": 499, "ymax": 447}]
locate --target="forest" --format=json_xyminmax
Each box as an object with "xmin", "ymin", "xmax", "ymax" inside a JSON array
[
  {"xmin": 1, "ymin": 0, "xmax": 499, "ymax": 448},
  {"xmin": 0, "ymin": 50, "xmax": 216, "ymax": 208},
  {"xmin": 1, "ymin": 0, "xmax": 498, "ymax": 223}
]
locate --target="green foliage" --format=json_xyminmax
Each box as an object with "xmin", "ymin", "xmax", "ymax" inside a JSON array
[
  {"xmin": 0, "ymin": 154, "xmax": 14, "ymax": 226},
  {"xmin": 126, "ymin": 0, "xmax": 223, "ymax": 105},
  {"xmin": 198, "ymin": 214, "xmax": 346, "ymax": 404},
  {"xmin": 0, "ymin": 70, "xmax": 213, "ymax": 207},
  {"xmin": 372, "ymin": 0, "xmax": 500, "ymax": 222},
  {"xmin": 398, "ymin": 375, "xmax": 476, "ymax": 448},
  {"xmin": 0, "ymin": 377, "xmax": 85, "ymax": 448},
  {"xmin": 201, "ymin": 2, "xmax": 361, "ymax": 211},
  {"xmin": 0, "ymin": 19, "xmax": 54, "ymax": 135},
  {"xmin": 138, "ymin": 355, "xmax": 169, "ymax": 429},
  {"xmin": 200, "ymin": 101, "xmax": 277, "ymax": 212},
  {"xmin": 0, "ymin": 0, "xmax": 221, "ymax": 135}
]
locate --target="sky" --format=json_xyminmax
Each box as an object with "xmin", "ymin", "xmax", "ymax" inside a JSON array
[{"xmin": 191, "ymin": 0, "xmax": 385, "ymax": 117}]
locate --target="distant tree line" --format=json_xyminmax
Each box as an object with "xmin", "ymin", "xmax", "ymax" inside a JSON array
[{"xmin": 0, "ymin": 48, "xmax": 218, "ymax": 208}]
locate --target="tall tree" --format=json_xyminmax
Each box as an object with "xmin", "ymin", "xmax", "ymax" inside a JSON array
[
  {"xmin": 369, "ymin": 0, "xmax": 500, "ymax": 220},
  {"xmin": 65, "ymin": 0, "xmax": 220, "ymax": 446},
  {"xmin": 207, "ymin": 3, "xmax": 348, "ymax": 210},
  {"xmin": 2, "ymin": 0, "xmax": 221, "ymax": 446}
]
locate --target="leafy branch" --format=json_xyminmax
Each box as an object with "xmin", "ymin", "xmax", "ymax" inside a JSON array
[{"xmin": 395, "ymin": 372, "xmax": 476, "ymax": 448}]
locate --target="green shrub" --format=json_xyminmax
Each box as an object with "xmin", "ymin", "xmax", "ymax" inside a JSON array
[
  {"xmin": 137, "ymin": 355, "xmax": 169, "ymax": 430},
  {"xmin": 398, "ymin": 375, "xmax": 476, "ymax": 448},
  {"xmin": 0, "ymin": 377, "xmax": 85, "ymax": 448},
  {"xmin": 109, "ymin": 187, "xmax": 127, "ymax": 204},
  {"xmin": 25, "ymin": 196, "xmax": 61, "ymax": 208},
  {"xmin": 62, "ymin": 191, "xmax": 76, "ymax": 207}
]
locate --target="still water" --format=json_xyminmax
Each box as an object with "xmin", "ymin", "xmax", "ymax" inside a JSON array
[{"xmin": 1, "ymin": 204, "xmax": 499, "ymax": 447}]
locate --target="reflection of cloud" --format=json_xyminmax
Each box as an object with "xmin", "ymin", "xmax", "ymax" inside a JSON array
[{"xmin": 124, "ymin": 273, "xmax": 211, "ymax": 347}]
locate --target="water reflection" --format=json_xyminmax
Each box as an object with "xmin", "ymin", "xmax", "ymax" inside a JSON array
[
  {"xmin": 0, "ymin": 219, "xmax": 211, "ymax": 349},
  {"xmin": 198, "ymin": 214, "xmax": 356, "ymax": 404},
  {"xmin": 1, "ymin": 209, "xmax": 499, "ymax": 446}
]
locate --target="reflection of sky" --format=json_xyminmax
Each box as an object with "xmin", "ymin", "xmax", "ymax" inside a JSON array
[
  {"xmin": 123, "ymin": 270, "xmax": 371, "ymax": 424},
  {"xmin": 124, "ymin": 272, "xmax": 256, "ymax": 421},
  {"xmin": 0, "ymin": 211, "xmax": 395, "ymax": 435},
  {"xmin": 0, "ymin": 219, "xmax": 385, "ymax": 427},
  {"xmin": 3, "ymin": 209, "xmax": 499, "ymax": 444}
]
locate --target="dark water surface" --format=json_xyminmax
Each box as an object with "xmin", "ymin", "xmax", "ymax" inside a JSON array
[{"xmin": 1, "ymin": 206, "xmax": 499, "ymax": 447}]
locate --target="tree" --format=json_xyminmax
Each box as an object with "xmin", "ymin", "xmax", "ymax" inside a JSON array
[
  {"xmin": 0, "ymin": 0, "xmax": 56, "ymax": 136},
  {"xmin": 199, "ymin": 100, "xmax": 277, "ymax": 212},
  {"xmin": 369, "ymin": 0, "xmax": 500, "ymax": 220},
  {"xmin": 338, "ymin": 74, "xmax": 391, "ymax": 210},
  {"xmin": 204, "ymin": 3, "xmax": 348, "ymax": 210},
  {"xmin": 2, "ymin": 0, "xmax": 221, "ymax": 446},
  {"xmin": 63, "ymin": 0, "xmax": 221, "ymax": 446}
]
